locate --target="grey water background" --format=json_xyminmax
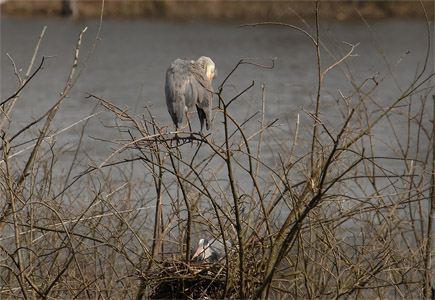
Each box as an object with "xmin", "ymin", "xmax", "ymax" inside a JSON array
[
  {"xmin": 1, "ymin": 15, "xmax": 432, "ymax": 178},
  {"xmin": 1, "ymin": 15, "xmax": 434, "ymax": 257}
]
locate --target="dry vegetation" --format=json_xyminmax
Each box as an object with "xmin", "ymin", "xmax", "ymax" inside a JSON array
[{"xmin": 1, "ymin": 1, "xmax": 434, "ymax": 299}]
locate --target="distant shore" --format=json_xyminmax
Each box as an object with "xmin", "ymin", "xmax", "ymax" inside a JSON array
[{"xmin": 1, "ymin": 0, "xmax": 433, "ymax": 21}]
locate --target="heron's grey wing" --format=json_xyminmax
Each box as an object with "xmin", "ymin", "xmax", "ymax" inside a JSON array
[
  {"xmin": 188, "ymin": 62, "xmax": 213, "ymax": 130},
  {"xmin": 208, "ymin": 239, "xmax": 225, "ymax": 260},
  {"xmin": 165, "ymin": 59, "xmax": 190, "ymax": 127}
]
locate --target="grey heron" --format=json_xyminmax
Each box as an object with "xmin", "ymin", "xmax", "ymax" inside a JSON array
[
  {"xmin": 165, "ymin": 56, "xmax": 216, "ymax": 132},
  {"xmin": 191, "ymin": 238, "xmax": 223, "ymax": 262}
]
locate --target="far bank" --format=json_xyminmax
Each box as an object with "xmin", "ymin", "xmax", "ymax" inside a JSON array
[{"xmin": 1, "ymin": 0, "xmax": 433, "ymax": 21}]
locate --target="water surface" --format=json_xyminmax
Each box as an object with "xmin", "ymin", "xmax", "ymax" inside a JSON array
[{"xmin": 1, "ymin": 16, "xmax": 432, "ymax": 170}]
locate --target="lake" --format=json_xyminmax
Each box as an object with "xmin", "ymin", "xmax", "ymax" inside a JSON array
[{"xmin": 0, "ymin": 15, "xmax": 433, "ymax": 186}]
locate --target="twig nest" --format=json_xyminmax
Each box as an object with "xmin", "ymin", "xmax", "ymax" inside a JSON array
[{"xmin": 145, "ymin": 258, "xmax": 232, "ymax": 299}]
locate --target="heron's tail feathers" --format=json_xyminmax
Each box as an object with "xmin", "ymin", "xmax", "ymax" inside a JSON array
[{"xmin": 196, "ymin": 106, "xmax": 211, "ymax": 131}]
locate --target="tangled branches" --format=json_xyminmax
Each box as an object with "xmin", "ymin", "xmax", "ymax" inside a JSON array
[{"xmin": 1, "ymin": 2, "xmax": 434, "ymax": 299}]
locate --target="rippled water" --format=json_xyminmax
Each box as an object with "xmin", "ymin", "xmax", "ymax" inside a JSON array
[{"xmin": 1, "ymin": 15, "xmax": 432, "ymax": 166}]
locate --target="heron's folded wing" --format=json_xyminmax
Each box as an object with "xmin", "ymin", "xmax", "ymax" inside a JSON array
[
  {"xmin": 189, "ymin": 62, "xmax": 213, "ymax": 129},
  {"xmin": 189, "ymin": 62, "xmax": 213, "ymax": 108},
  {"xmin": 165, "ymin": 60, "xmax": 191, "ymax": 124}
]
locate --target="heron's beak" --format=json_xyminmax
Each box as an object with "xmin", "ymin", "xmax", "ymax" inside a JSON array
[
  {"xmin": 208, "ymin": 74, "xmax": 214, "ymax": 82},
  {"xmin": 192, "ymin": 247, "xmax": 203, "ymax": 260}
]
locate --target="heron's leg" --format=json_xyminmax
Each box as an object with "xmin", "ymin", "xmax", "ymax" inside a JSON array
[
  {"xmin": 185, "ymin": 111, "xmax": 195, "ymax": 142},
  {"xmin": 168, "ymin": 122, "xmax": 178, "ymax": 147},
  {"xmin": 174, "ymin": 125, "xmax": 180, "ymax": 145},
  {"xmin": 185, "ymin": 111, "xmax": 192, "ymax": 133}
]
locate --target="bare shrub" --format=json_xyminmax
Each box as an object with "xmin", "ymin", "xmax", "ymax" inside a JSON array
[{"xmin": 1, "ymin": 1, "xmax": 434, "ymax": 299}]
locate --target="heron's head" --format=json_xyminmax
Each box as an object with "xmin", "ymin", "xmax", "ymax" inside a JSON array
[
  {"xmin": 192, "ymin": 238, "xmax": 209, "ymax": 261},
  {"xmin": 197, "ymin": 56, "xmax": 216, "ymax": 82}
]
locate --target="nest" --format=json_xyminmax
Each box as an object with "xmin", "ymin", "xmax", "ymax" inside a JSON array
[{"xmin": 144, "ymin": 259, "xmax": 234, "ymax": 299}]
